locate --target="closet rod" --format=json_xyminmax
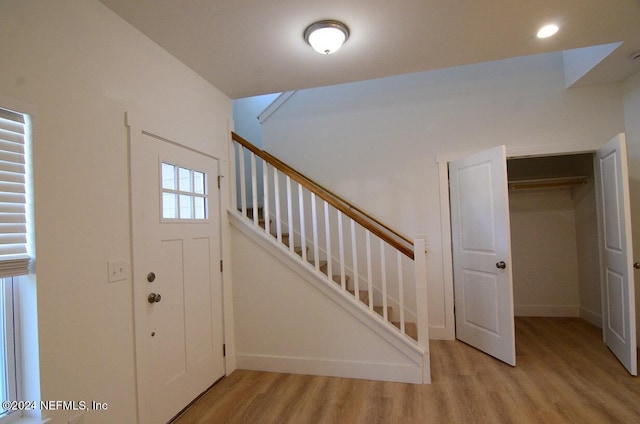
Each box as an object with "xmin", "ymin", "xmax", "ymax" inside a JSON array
[{"xmin": 508, "ymin": 176, "xmax": 589, "ymax": 191}]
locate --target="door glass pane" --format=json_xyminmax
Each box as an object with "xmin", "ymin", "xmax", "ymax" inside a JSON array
[
  {"xmin": 194, "ymin": 197, "xmax": 206, "ymax": 219},
  {"xmin": 161, "ymin": 163, "xmax": 176, "ymax": 190},
  {"xmin": 179, "ymin": 194, "xmax": 192, "ymax": 219},
  {"xmin": 193, "ymin": 171, "xmax": 205, "ymax": 194},
  {"xmin": 160, "ymin": 162, "xmax": 207, "ymax": 221},
  {"xmin": 162, "ymin": 193, "xmax": 177, "ymax": 219},
  {"xmin": 178, "ymin": 168, "xmax": 192, "ymax": 192}
]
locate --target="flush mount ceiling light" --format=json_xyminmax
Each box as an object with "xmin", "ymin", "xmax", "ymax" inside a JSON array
[
  {"xmin": 304, "ymin": 20, "xmax": 350, "ymax": 54},
  {"xmin": 537, "ymin": 23, "xmax": 559, "ymax": 39}
]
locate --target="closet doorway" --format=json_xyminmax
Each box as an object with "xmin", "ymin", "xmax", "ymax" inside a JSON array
[
  {"xmin": 507, "ymin": 153, "xmax": 601, "ymax": 325},
  {"xmin": 447, "ymin": 134, "xmax": 637, "ymax": 375}
]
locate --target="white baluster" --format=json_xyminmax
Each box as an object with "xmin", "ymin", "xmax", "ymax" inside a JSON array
[
  {"xmin": 366, "ymin": 230, "xmax": 373, "ymax": 311},
  {"xmin": 324, "ymin": 201, "xmax": 332, "ymax": 279},
  {"xmin": 380, "ymin": 240, "xmax": 388, "ymax": 321},
  {"xmin": 286, "ymin": 176, "xmax": 294, "ymax": 254},
  {"xmin": 274, "ymin": 168, "xmax": 282, "ymax": 244},
  {"xmin": 262, "ymin": 161, "xmax": 269, "ymax": 234},
  {"xmin": 238, "ymin": 146, "xmax": 247, "ymax": 215},
  {"xmin": 229, "ymin": 141, "xmax": 238, "ymax": 214},
  {"xmin": 311, "ymin": 193, "xmax": 319, "ymax": 271},
  {"xmin": 351, "ymin": 219, "xmax": 359, "ymax": 301},
  {"xmin": 397, "ymin": 251, "xmax": 405, "ymax": 334},
  {"xmin": 338, "ymin": 211, "xmax": 346, "ymax": 291},
  {"xmin": 298, "ymin": 184, "xmax": 307, "ymax": 262},
  {"xmin": 250, "ymin": 152, "xmax": 258, "ymax": 226}
]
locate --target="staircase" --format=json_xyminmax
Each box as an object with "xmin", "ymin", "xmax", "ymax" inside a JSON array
[
  {"xmin": 246, "ymin": 207, "xmax": 419, "ymax": 341},
  {"xmin": 230, "ymin": 131, "xmax": 430, "ymax": 383}
]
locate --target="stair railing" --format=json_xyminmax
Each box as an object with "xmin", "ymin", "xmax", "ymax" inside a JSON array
[{"xmin": 230, "ymin": 132, "xmax": 429, "ymax": 349}]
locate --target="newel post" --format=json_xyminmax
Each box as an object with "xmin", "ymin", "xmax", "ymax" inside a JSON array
[{"xmin": 413, "ymin": 238, "xmax": 431, "ymax": 383}]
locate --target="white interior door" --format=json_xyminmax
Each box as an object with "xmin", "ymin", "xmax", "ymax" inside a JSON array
[
  {"xmin": 130, "ymin": 126, "xmax": 225, "ymax": 423},
  {"xmin": 596, "ymin": 134, "xmax": 637, "ymax": 376},
  {"xmin": 449, "ymin": 146, "xmax": 516, "ymax": 366}
]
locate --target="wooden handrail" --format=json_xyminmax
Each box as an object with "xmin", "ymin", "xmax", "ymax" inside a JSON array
[{"xmin": 231, "ymin": 132, "xmax": 414, "ymax": 259}]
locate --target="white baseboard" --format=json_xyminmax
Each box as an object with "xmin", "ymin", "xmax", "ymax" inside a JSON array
[
  {"xmin": 236, "ymin": 353, "xmax": 423, "ymax": 384},
  {"xmin": 580, "ymin": 307, "xmax": 602, "ymax": 328},
  {"xmin": 428, "ymin": 325, "xmax": 454, "ymax": 340},
  {"xmin": 514, "ymin": 305, "xmax": 580, "ymax": 317}
]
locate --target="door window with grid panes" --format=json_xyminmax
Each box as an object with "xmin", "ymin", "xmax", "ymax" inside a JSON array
[{"xmin": 161, "ymin": 163, "xmax": 208, "ymax": 221}]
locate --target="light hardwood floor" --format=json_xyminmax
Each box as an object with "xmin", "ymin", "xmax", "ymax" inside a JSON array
[{"xmin": 173, "ymin": 317, "xmax": 640, "ymax": 423}]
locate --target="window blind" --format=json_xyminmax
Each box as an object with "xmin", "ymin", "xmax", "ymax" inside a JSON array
[{"xmin": 0, "ymin": 107, "xmax": 30, "ymax": 277}]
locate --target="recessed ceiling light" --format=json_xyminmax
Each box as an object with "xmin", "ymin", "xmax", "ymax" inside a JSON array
[
  {"xmin": 537, "ymin": 24, "xmax": 559, "ymax": 39},
  {"xmin": 304, "ymin": 20, "xmax": 350, "ymax": 54}
]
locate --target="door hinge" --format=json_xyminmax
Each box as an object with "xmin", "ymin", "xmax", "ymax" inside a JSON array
[
  {"xmin": 220, "ymin": 260, "xmax": 223, "ymax": 272},
  {"xmin": 223, "ymin": 344, "xmax": 226, "ymax": 357},
  {"xmin": 217, "ymin": 175, "xmax": 223, "ymax": 189}
]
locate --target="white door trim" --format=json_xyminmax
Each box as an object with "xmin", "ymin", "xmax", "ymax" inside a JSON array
[{"xmin": 126, "ymin": 112, "xmax": 221, "ymax": 161}]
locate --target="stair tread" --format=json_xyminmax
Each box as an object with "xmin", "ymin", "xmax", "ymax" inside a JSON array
[
  {"xmin": 293, "ymin": 246, "xmax": 309, "ymax": 256},
  {"xmin": 391, "ymin": 321, "xmax": 418, "ymax": 341},
  {"xmin": 373, "ymin": 305, "xmax": 393, "ymax": 318},
  {"xmin": 346, "ymin": 288, "xmax": 370, "ymax": 304}
]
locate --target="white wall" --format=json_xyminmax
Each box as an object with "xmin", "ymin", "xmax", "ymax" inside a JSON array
[
  {"xmin": 262, "ymin": 52, "xmax": 625, "ymax": 339},
  {"xmin": 505, "ymin": 155, "xmax": 601, "ymax": 323},
  {"xmin": 623, "ymin": 71, "xmax": 640, "ymax": 340},
  {"xmin": 233, "ymin": 94, "xmax": 280, "ymax": 148},
  {"xmin": 509, "ymin": 189, "xmax": 581, "ymax": 317},
  {"xmin": 232, "ymin": 93, "xmax": 279, "ymax": 208},
  {"xmin": 0, "ymin": 2, "xmax": 232, "ymax": 423}
]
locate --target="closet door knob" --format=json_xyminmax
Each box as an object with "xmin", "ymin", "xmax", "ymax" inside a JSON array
[
  {"xmin": 634, "ymin": 262, "xmax": 640, "ymax": 270},
  {"xmin": 496, "ymin": 261, "xmax": 507, "ymax": 270}
]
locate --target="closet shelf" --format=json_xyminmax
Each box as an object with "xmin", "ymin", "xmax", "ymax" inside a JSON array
[{"xmin": 508, "ymin": 176, "xmax": 589, "ymax": 191}]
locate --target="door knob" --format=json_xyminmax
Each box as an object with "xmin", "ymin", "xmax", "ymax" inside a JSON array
[
  {"xmin": 496, "ymin": 261, "xmax": 507, "ymax": 270},
  {"xmin": 634, "ymin": 262, "xmax": 640, "ymax": 270},
  {"xmin": 147, "ymin": 293, "xmax": 162, "ymax": 304},
  {"xmin": 147, "ymin": 272, "xmax": 156, "ymax": 282}
]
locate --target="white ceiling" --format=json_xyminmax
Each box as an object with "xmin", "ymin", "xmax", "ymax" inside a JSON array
[{"xmin": 99, "ymin": 0, "xmax": 640, "ymax": 99}]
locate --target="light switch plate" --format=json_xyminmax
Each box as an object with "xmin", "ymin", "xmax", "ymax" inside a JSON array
[{"xmin": 108, "ymin": 259, "xmax": 127, "ymax": 283}]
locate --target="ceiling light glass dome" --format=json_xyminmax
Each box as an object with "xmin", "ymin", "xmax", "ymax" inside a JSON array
[{"xmin": 304, "ymin": 20, "xmax": 350, "ymax": 54}]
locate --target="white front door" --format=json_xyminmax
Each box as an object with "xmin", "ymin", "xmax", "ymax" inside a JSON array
[
  {"xmin": 449, "ymin": 146, "xmax": 516, "ymax": 366},
  {"xmin": 130, "ymin": 124, "xmax": 225, "ymax": 423},
  {"xmin": 596, "ymin": 134, "xmax": 637, "ymax": 376}
]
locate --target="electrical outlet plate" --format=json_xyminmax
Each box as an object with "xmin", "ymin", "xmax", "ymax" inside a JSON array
[{"xmin": 108, "ymin": 259, "xmax": 127, "ymax": 283}]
